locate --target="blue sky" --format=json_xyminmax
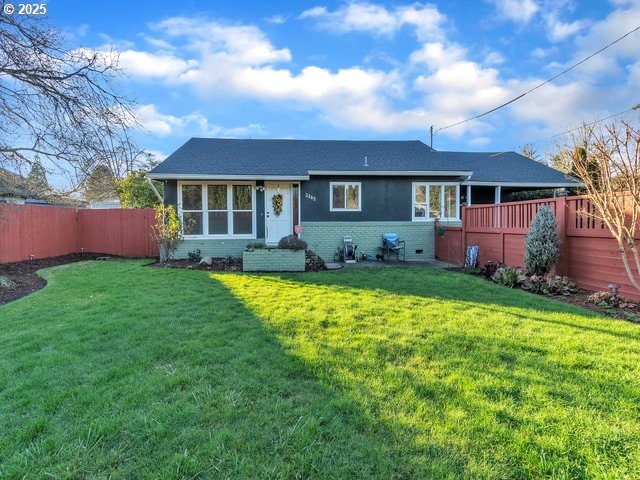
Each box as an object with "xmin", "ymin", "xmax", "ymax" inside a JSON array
[{"xmin": 46, "ymin": 0, "xmax": 640, "ymax": 162}]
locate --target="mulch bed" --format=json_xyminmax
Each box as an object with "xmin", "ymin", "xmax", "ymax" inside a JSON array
[
  {"xmin": 1, "ymin": 255, "xmax": 638, "ymax": 323},
  {"xmin": 0, "ymin": 253, "xmax": 105, "ymax": 306},
  {"xmin": 448, "ymin": 268, "xmax": 639, "ymax": 323},
  {"xmin": 149, "ymin": 258, "xmax": 243, "ymax": 272}
]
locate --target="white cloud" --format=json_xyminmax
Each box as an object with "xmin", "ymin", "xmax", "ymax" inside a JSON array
[
  {"xmin": 142, "ymin": 35, "xmax": 176, "ymax": 51},
  {"xmin": 134, "ymin": 104, "xmax": 183, "ymax": 136},
  {"xmin": 152, "ymin": 17, "xmax": 291, "ymax": 65},
  {"xmin": 509, "ymin": 81, "xmax": 598, "ymax": 129},
  {"xmin": 410, "ymin": 42, "xmax": 465, "ymax": 68},
  {"xmin": 265, "ymin": 14, "xmax": 288, "ymax": 24},
  {"xmin": 484, "ymin": 51, "xmax": 505, "ymax": 65},
  {"xmin": 300, "ymin": 2, "xmax": 445, "ymax": 40},
  {"xmin": 134, "ymin": 104, "xmax": 266, "ymax": 138},
  {"xmin": 118, "ymin": 50, "xmax": 198, "ymax": 78},
  {"xmin": 300, "ymin": 3, "xmax": 398, "ymax": 36},
  {"xmin": 110, "ymin": 2, "xmax": 639, "ymax": 143},
  {"xmin": 544, "ymin": 14, "xmax": 587, "ymax": 41},
  {"xmin": 124, "ymin": 16, "xmax": 410, "ymax": 133},
  {"xmin": 469, "ymin": 136, "xmax": 491, "ymax": 146},
  {"xmin": 488, "ymin": 0, "xmax": 539, "ymax": 24},
  {"xmin": 531, "ymin": 47, "xmax": 555, "ymax": 59}
]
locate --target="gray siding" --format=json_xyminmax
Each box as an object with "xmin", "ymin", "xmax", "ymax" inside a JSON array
[
  {"xmin": 301, "ymin": 176, "xmax": 461, "ymax": 222},
  {"xmin": 163, "ymin": 180, "xmax": 178, "ymax": 208}
]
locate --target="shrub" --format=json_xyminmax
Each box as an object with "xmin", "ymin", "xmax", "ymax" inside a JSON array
[
  {"xmin": 491, "ymin": 266, "xmax": 526, "ymax": 288},
  {"xmin": 512, "ymin": 189, "xmax": 555, "ymax": 201},
  {"xmin": 521, "ymin": 274, "xmax": 578, "ymax": 296},
  {"xmin": 525, "ymin": 205, "xmax": 560, "ymax": 275},
  {"xmin": 151, "ymin": 204, "xmax": 182, "ymax": 263},
  {"xmin": 587, "ymin": 291, "xmax": 637, "ymax": 309},
  {"xmin": 277, "ymin": 235, "xmax": 308, "ymax": 251},
  {"xmin": 187, "ymin": 249, "xmax": 202, "ymax": 262},
  {"xmin": 481, "ymin": 261, "xmax": 500, "ymax": 279},
  {"xmin": 245, "ymin": 242, "xmax": 266, "ymax": 251}
]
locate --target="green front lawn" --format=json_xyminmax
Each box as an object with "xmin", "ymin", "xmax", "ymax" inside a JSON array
[{"xmin": 1, "ymin": 260, "xmax": 639, "ymax": 479}]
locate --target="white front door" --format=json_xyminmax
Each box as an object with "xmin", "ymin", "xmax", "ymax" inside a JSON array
[{"xmin": 265, "ymin": 183, "xmax": 292, "ymax": 245}]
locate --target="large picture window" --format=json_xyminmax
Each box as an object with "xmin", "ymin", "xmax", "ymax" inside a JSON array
[
  {"xmin": 179, "ymin": 183, "xmax": 255, "ymax": 238},
  {"xmin": 330, "ymin": 182, "xmax": 361, "ymax": 211},
  {"xmin": 412, "ymin": 183, "xmax": 459, "ymax": 221}
]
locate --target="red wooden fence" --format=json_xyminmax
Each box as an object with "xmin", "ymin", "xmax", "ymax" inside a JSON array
[
  {"xmin": 436, "ymin": 196, "xmax": 640, "ymax": 300},
  {"xmin": 0, "ymin": 204, "xmax": 158, "ymax": 263},
  {"xmin": 78, "ymin": 209, "xmax": 157, "ymax": 258}
]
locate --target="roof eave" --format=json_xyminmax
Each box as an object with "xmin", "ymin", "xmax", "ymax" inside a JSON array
[
  {"xmin": 147, "ymin": 173, "xmax": 310, "ymax": 181},
  {"xmin": 463, "ymin": 181, "xmax": 583, "ymax": 187},
  {"xmin": 308, "ymin": 170, "xmax": 474, "ymax": 177}
]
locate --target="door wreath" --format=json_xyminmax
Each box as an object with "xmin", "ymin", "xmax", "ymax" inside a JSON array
[{"xmin": 272, "ymin": 193, "xmax": 283, "ymax": 217}]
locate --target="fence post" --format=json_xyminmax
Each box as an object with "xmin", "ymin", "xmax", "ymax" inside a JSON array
[
  {"xmin": 461, "ymin": 205, "xmax": 467, "ymax": 264},
  {"xmin": 557, "ymin": 196, "xmax": 568, "ymax": 276}
]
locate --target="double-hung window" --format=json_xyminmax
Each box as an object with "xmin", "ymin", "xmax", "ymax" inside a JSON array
[
  {"xmin": 412, "ymin": 183, "xmax": 459, "ymax": 221},
  {"xmin": 330, "ymin": 182, "xmax": 361, "ymax": 211},
  {"xmin": 207, "ymin": 185, "xmax": 228, "ymax": 235},
  {"xmin": 180, "ymin": 183, "xmax": 254, "ymax": 237},
  {"xmin": 182, "ymin": 184, "xmax": 204, "ymax": 235}
]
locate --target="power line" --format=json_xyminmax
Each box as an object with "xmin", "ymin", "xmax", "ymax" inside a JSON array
[
  {"xmin": 435, "ymin": 24, "xmax": 640, "ymax": 133},
  {"xmin": 532, "ymin": 105, "xmax": 639, "ymax": 144}
]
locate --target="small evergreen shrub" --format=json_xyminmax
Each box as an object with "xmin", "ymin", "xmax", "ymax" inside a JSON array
[
  {"xmin": 525, "ymin": 205, "xmax": 560, "ymax": 276},
  {"xmin": 491, "ymin": 266, "xmax": 526, "ymax": 288},
  {"xmin": 277, "ymin": 235, "xmax": 308, "ymax": 251}
]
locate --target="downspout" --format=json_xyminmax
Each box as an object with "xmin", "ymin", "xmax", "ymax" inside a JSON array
[{"xmin": 146, "ymin": 177, "xmax": 164, "ymax": 204}]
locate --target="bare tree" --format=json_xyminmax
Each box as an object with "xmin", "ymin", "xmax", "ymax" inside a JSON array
[
  {"xmin": 560, "ymin": 119, "xmax": 640, "ymax": 291},
  {"xmin": 519, "ymin": 143, "xmax": 544, "ymax": 163},
  {"xmin": 0, "ymin": 2, "xmax": 140, "ymax": 190}
]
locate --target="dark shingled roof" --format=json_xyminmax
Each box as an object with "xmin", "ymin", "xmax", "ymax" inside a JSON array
[
  {"xmin": 149, "ymin": 138, "xmax": 579, "ymax": 185},
  {"xmin": 0, "ymin": 168, "xmax": 34, "ymax": 198}
]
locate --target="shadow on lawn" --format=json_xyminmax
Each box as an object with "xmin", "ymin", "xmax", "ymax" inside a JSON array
[
  {"xmin": 198, "ymin": 275, "xmax": 471, "ymax": 479},
  {"xmin": 0, "ymin": 263, "xmax": 464, "ymax": 479},
  {"xmin": 210, "ymin": 270, "xmax": 640, "ymax": 478}
]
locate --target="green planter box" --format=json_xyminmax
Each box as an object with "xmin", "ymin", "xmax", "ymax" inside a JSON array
[{"xmin": 242, "ymin": 249, "xmax": 305, "ymax": 272}]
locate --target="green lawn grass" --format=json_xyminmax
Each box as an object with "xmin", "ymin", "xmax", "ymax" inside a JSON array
[{"xmin": 1, "ymin": 260, "xmax": 639, "ymax": 479}]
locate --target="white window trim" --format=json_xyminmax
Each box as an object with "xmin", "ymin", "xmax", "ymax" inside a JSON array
[
  {"xmin": 329, "ymin": 181, "xmax": 362, "ymax": 212},
  {"xmin": 412, "ymin": 182, "xmax": 460, "ymax": 222},
  {"xmin": 178, "ymin": 181, "xmax": 256, "ymax": 239}
]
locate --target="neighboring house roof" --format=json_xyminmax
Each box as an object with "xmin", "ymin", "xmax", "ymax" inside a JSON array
[
  {"xmin": 149, "ymin": 138, "xmax": 579, "ymax": 187},
  {"xmin": 0, "ymin": 168, "xmax": 35, "ymax": 198}
]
